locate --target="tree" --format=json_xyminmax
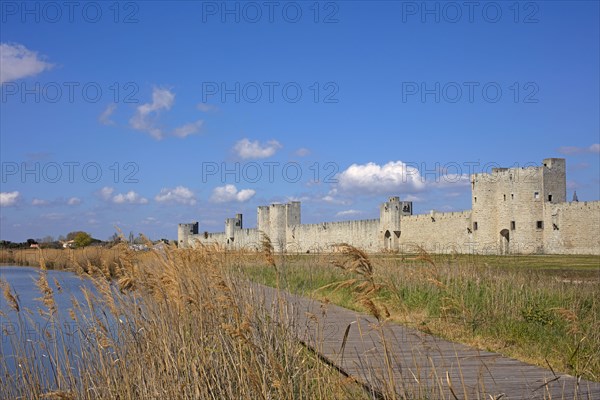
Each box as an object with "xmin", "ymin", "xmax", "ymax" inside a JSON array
[
  {"xmin": 41, "ymin": 235, "xmax": 54, "ymax": 243},
  {"xmin": 66, "ymin": 231, "xmax": 86, "ymax": 241},
  {"xmin": 73, "ymin": 232, "xmax": 93, "ymax": 248}
]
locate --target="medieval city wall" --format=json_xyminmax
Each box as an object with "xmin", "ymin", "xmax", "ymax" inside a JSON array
[
  {"xmin": 543, "ymin": 201, "xmax": 600, "ymax": 255},
  {"xmin": 186, "ymin": 228, "xmax": 262, "ymax": 249},
  {"xmin": 287, "ymin": 219, "xmax": 381, "ymax": 252},
  {"xmin": 188, "ymin": 231, "xmax": 226, "ymax": 247},
  {"xmin": 178, "ymin": 158, "xmax": 599, "ymax": 255},
  {"xmin": 399, "ymin": 211, "xmax": 474, "ymax": 253}
]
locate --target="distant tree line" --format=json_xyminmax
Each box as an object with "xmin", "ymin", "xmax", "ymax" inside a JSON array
[{"xmin": 0, "ymin": 231, "xmax": 173, "ymax": 249}]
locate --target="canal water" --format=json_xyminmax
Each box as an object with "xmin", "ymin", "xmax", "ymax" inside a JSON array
[{"xmin": 0, "ymin": 265, "xmax": 119, "ymax": 395}]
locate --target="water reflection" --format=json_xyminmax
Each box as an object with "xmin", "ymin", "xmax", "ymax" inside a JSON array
[{"xmin": 0, "ymin": 266, "xmax": 120, "ymax": 394}]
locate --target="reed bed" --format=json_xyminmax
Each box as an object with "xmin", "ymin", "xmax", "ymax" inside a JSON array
[
  {"xmin": 0, "ymin": 247, "xmax": 121, "ymax": 272},
  {"xmin": 0, "ymin": 244, "xmax": 367, "ymax": 399}
]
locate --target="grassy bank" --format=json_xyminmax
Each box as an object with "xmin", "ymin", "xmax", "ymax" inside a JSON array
[{"xmin": 239, "ymin": 251, "xmax": 600, "ymax": 382}]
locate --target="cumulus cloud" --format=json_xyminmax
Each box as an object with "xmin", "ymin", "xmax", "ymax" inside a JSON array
[
  {"xmin": 99, "ymin": 186, "xmax": 148, "ymax": 204},
  {"xmin": 0, "ymin": 43, "xmax": 53, "ymax": 84},
  {"xmin": 113, "ymin": 191, "xmax": 148, "ymax": 204},
  {"xmin": 210, "ymin": 184, "xmax": 256, "ymax": 203},
  {"xmin": 172, "ymin": 120, "xmax": 203, "ymax": 138},
  {"xmin": 99, "ymin": 186, "xmax": 115, "ymax": 201},
  {"xmin": 128, "ymin": 87, "xmax": 204, "ymax": 139},
  {"xmin": 32, "ymin": 198, "xmax": 49, "ymax": 206},
  {"xmin": 558, "ymin": 143, "xmax": 600, "ymax": 155},
  {"xmin": 335, "ymin": 209, "xmax": 362, "ymax": 217},
  {"xmin": 0, "ymin": 191, "xmax": 20, "ymax": 207},
  {"xmin": 336, "ymin": 161, "xmax": 426, "ymax": 194},
  {"xmin": 129, "ymin": 87, "xmax": 175, "ymax": 139},
  {"xmin": 233, "ymin": 138, "xmax": 282, "ymax": 159},
  {"xmin": 67, "ymin": 197, "xmax": 81, "ymax": 206},
  {"xmin": 99, "ymin": 104, "xmax": 117, "ymax": 125},
  {"xmin": 155, "ymin": 186, "xmax": 197, "ymax": 205},
  {"xmin": 321, "ymin": 192, "xmax": 348, "ymax": 205}
]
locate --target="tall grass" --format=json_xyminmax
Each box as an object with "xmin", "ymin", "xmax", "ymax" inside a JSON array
[
  {"xmin": 0, "ymin": 247, "xmax": 121, "ymax": 272},
  {"xmin": 0, "ymin": 244, "xmax": 367, "ymax": 399},
  {"xmin": 241, "ymin": 250, "xmax": 600, "ymax": 382}
]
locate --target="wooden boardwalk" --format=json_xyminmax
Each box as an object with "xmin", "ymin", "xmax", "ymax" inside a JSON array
[{"xmin": 255, "ymin": 284, "xmax": 600, "ymax": 399}]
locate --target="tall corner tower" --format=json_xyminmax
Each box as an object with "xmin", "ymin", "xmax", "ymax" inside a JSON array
[{"xmin": 178, "ymin": 222, "xmax": 199, "ymax": 248}]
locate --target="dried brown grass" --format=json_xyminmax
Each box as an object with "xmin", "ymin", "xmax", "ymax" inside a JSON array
[{"xmin": 1, "ymin": 242, "xmax": 368, "ymax": 399}]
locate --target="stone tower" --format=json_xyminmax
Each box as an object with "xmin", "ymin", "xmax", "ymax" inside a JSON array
[
  {"xmin": 257, "ymin": 206, "xmax": 270, "ymax": 234},
  {"xmin": 379, "ymin": 196, "xmax": 412, "ymax": 251},
  {"xmin": 178, "ymin": 222, "xmax": 199, "ymax": 248},
  {"xmin": 256, "ymin": 201, "xmax": 301, "ymax": 251},
  {"xmin": 470, "ymin": 158, "xmax": 566, "ymax": 254},
  {"xmin": 225, "ymin": 213, "xmax": 243, "ymax": 245}
]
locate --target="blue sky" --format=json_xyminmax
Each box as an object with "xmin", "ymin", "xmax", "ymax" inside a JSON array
[{"xmin": 1, "ymin": 1, "xmax": 599, "ymax": 242}]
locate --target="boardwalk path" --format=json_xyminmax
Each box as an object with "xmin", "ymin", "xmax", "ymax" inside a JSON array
[{"xmin": 254, "ymin": 283, "xmax": 600, "ymax": 399}]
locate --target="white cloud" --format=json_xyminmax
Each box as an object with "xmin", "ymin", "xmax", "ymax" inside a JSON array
[
  {"xmin": 233, "ymin": 138, "xmax": 282, "ymax": 159},
  {"xmin": 286, "ymin": 195, "xmax": 311, "ymax": 202},
  {"xmin": 172, "ymin": 120, "xmax": 203, "ymax": 138},
  {"xmin": 155, "ymin": 186, "xmax": 197, "ymax": 205},
  {"xmin": 99, "ymin": 104, "xmax": 117, "ymax": 125},
  {"xmin": 285, "ymin": 193, "xmax": 350, "ymax": 205},
  {"xmin": 558, "ymin": 143, "xmax": 600, "ymax": 155},
  {"xmin": 141, "ymin": 217, "xmax": 159, "ymax": 225},
  {"xmin": 0, "ymin": 43, "xmax": 53, "ymax": 84},
  {"xmin": 128, "ymin": 88, "xmax": 204, "ymax": 139},
  {"xmin": 210, "ymin": 184, "xmax": 256, "ymax": 203},
  {"xmin": 113, "ymin": 191, "xmax": 148, "ymax": 204},
  {"xmin": 429, "ymin": 173, "xmax": 471, "ymax": 189},
  {"xmin": 337, "ymin": 161, "xmax": 426, "ymax": 194},
  {"xmin": 32, "ymin": 198, "xmax": 48, "ymax": 206},
  {"xmin": 67, "ymin": 197, "xmax": 81, "ymax": 206},
  {"xmin": 0, "ymin": 191, "xmax": 20, "ymax": 207},
  {"xmin": 41, "ymin": 213, "xmax": 64, "ymax": 221},
  {"xmin": 99, "ymin": 186, "xmax": 148, "ymax": 204},
  {"xmin": 295, "ymin": 147, "xmax": 311, "ymax": 157},
  {"xmin": 336, "ymin": 209, "xmax": 362, "ymax": 217},
  {"xmin": 197, "ymin": 103, "xmax": 219, "ymax": 113},
  {"xmin": 129, "ymin": 87, "xmax": 175, "ymax": 139},
  {"xmin": 99, "ymin": 186, "xmax": 115, "ymax": 201},
  {"xmin": 321, "ymin": 195, "xmax": 348, "ymax": 205},
  {"xmin": 404, "ymin": 194, "xmax": 422, "ymax": 202}
]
